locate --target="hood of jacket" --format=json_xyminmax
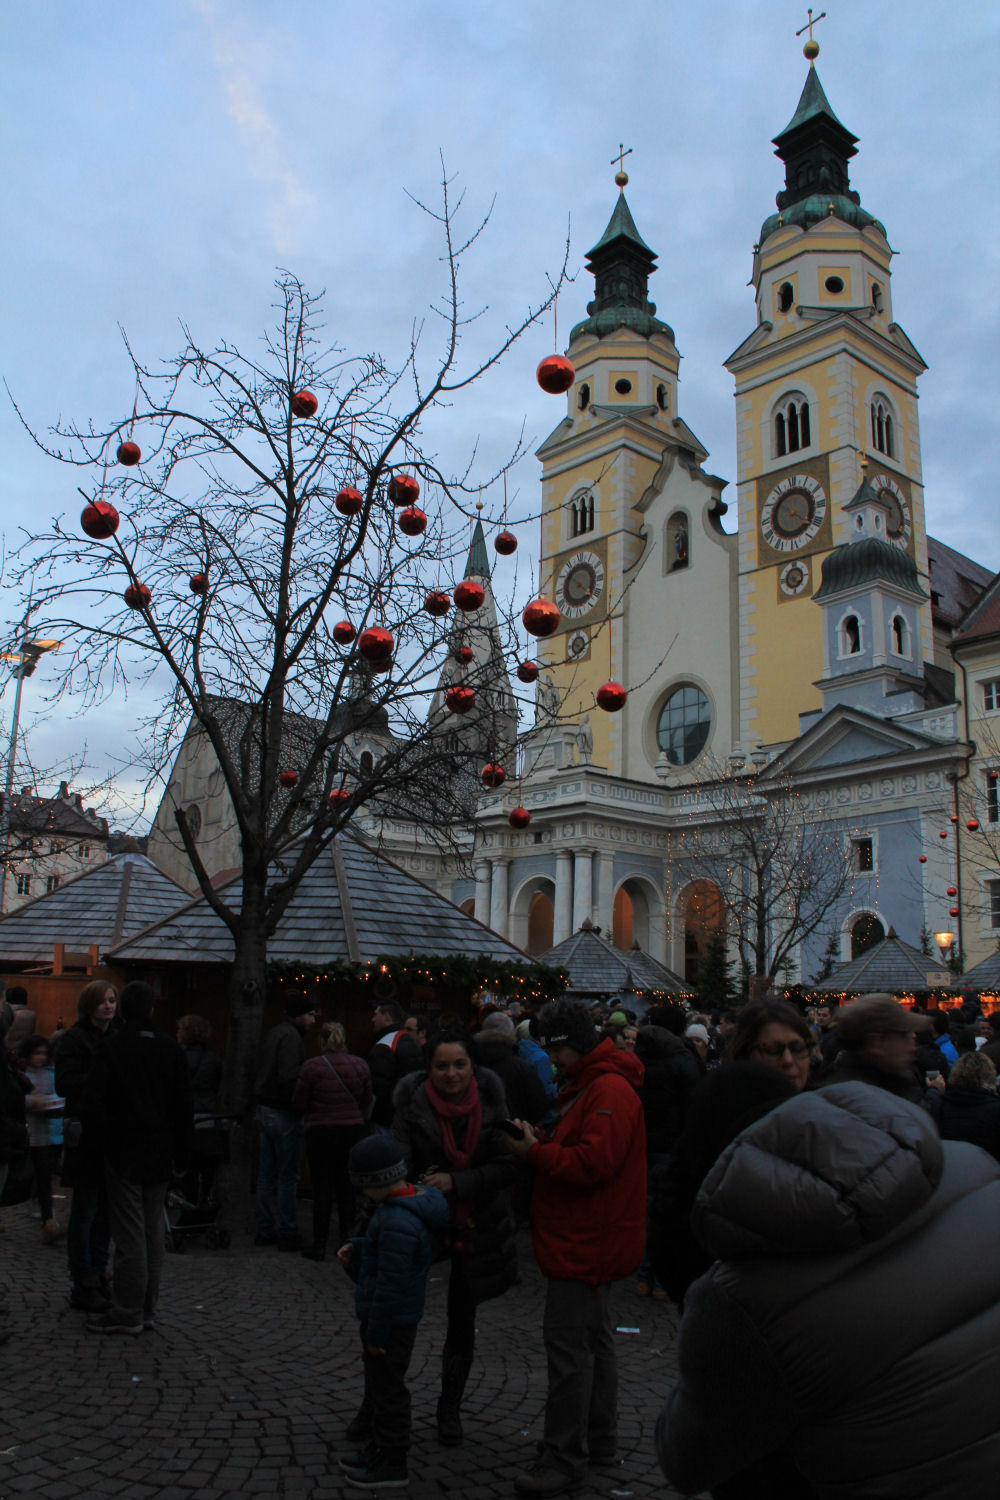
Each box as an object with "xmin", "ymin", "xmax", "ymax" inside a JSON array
[
  {"xmin": 382, "ymin": 1183, "xmax": 450, "ymax": 1231},
  {"xmin": 693, "ymin": 1082, "xmax": 943, "ymax": 1261},
  {"xmin": 560, "ymin": 1036, "xmax": 644, "ymax": 1095}
]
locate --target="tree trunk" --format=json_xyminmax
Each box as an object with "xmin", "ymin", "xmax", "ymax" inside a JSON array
[{"xmin": 214, "ymin": 910, "xmax": 270, "ymax": 1239}]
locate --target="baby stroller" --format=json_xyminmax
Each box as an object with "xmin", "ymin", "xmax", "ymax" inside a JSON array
[{"xmin": 165, "ymin": 1112, "xmax": 236, "ymax": 1252}]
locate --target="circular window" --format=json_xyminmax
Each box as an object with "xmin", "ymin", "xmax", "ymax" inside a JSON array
[
  {"xmin": 614, "ymin": 378, "xmax": 632, "ymax": 395},
  {"xmin": 656, "ymin": 685, "xmax": 711, "ymax": 766},
  {"xmin": 824, "ymin": 275, "xmax": 845, "ymax": 294}
]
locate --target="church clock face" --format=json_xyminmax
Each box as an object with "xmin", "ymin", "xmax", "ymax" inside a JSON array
[
  {"xmin": 760, "ymin": 473, "xmax": 827, "ymax": 553},
  {"xmin": 870, "ymin": 473, "xmax": 910, "ymax": 545},
  {"xmin": 555, "ymin": 551, "xmax": 605, "ymax": 619}
]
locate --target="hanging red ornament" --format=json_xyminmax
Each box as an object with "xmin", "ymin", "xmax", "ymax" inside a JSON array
[
  {"xmin": 80, "ymin": 500, "xmax": 120, "ymax": 540},
  {"xmin": 516, "ymin": 660, "xmax": 539, "ymax": 684},
  {"xmin": 333, "ymin": 620, "xmax": 356, "ymax": 645},
  {"xmin": 329, "ymin": 787, "xmax": 351, "ymax": 805},
  {"xmin": 949, "ymin": 906, "xmax": 959, "ymax": 917},
  {"xmin": 596, "ymin": 681, "xmax": 627, "ymax": 713},
  {"xmin": 967, "ymin": 818, "xmax": 980, "ymax": 832},
  {"xmin": 397, "ymin": 505, "xmax": 427, "ymax": 537},
  {"xmin": 939, "ymin": 831, "xmax": 948, "ymax": 839},
  {"xmin": 947, "ymin": 887, "xmax": 957, "ymax": 897},
  {"xmin": 494, "ymin": 530, "xmax": 517, "ymax": 556},
  {"xmin": 387, "ymin": 473, "xmax": 420, "ymax": 507},
  {"xmin": 291, "ymin": 389, "xmax": 318, "ymax": 418},
  {"xmin": 950, "ymin": 815, "xmax": 958, "ymax": 824},
  {"xmin": 123, "ymin": 583, "xmax": 151, "ymax": 610},
  {"xmin": 918, "ymin": 855, "xmax": 927, "ymax": 863},
  {"xmin": 481, "ymin": 764, "xmax": 506, "ymax": 788},
  {"xmin": 446, "ymin": 685, "xmax": 475, "ymax": 715},
  {"xmin": 508, "ymin": 806, "xmax": 531, "ymax": 829},
  {"xmin": 335, "ymin": 486, "xmax": 364, "ymax": 517},
  {"xmin": 454, "ymin": 579, "xmax": 485, "ymax": 612},
  {"xmin": 189, "ymin": 572, "xmax": 208, "ymax": 594},
  {"xmin": 117, "ymin": 440, "xmax": 141, "ymax": 467},
  {"xmin": 358, "ymin": 626, "xmax": 394, "ymax": 664},
  {"xmin": 452, "ymin": 643, "xmax": 474, "ymax": 665},
  {"xmin": 536, "ymin": 355, "xmax": 575, "ymax": 395},
  {"xmin": 279, "ymin": 769, "xmax": 299, "ymax": 788},
  {"xmin": 522, "ymin": 598, "xmax": 561, "ymax": 638},
  {"xmin": 424, "ymin": 589, "xmax": 451, "ymax": 617}
]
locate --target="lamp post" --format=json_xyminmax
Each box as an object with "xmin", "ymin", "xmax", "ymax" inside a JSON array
[
  {"xmin": 933, "ymin": 929, "xmax": 955, "ymax": 968},
  {"xmin": 0, "ymin": 630, "xmax": 61, "ymax": 913}
]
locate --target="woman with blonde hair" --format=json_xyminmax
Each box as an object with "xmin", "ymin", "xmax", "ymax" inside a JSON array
[
  {"xmin": 938, "ymin": 1050, "xmax": 1000, "ymax": 1163},
  {"xmin": 292, "ymin": 1020, "xmax": 372, "ymax": 1261}
]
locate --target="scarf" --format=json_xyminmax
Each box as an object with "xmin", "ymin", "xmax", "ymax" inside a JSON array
[{"xmin": 424, "ymin": 1076, "xmax": 483, "ymax": 1171}]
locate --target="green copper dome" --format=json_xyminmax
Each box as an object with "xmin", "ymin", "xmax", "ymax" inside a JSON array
[
  {"xmin": 571, "ymin": 193, "xmax": 675, "ymax": 343},
  {"xmin": 814, "ymin": 538, "xmax": 926, "ymax": 601}
]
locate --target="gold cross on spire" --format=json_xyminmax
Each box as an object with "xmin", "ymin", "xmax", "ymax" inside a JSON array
[
  {"xmin": 611, "ymin": 143, "xmax": 632, "ymax": 190},
  {"xmin": 796, "ymin": 7, "xmax": 826, "ymax": 62}
]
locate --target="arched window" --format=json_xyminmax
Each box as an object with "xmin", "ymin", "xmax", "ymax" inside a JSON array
[
  {"xmin": 871, "ymin": 281, "xmax": 884, "ymax": 313},
  {"xmin": 870, "ymin": 396, "xmax": 896, "ymax": 458},
  {"xmin": 774, "ymin": 393, "xmax": 811, "ymax": 457},
  {"xmin": 656, "ymin": 382, "xmax": 669, "ymax": 411},
  {"xmin": 777, "ymin": 281, "xmax": 794, "ymax": 313},
  {"xmin": 850, "ymin": 912, "xmax": 884, "ymax": 959},
  {"xmin": 891, "ymin": 614, "xmax": 908, "ymax": 657},
  {"xmin": 666, "ymin": 511, "xmax": 689, "ymax": 571},
  {"xmin": 359, "ymin": 750, "xmax": 375, "ymax": 778},
  {"xmin": 568, "ymin": 488, "xmax": 595, "ymax": 538},
  {"xmin": 577, "ymin": 382, "xmax": 590, "ymax": 411},
  {"xmin": 841, "ymin": 615, "xmax": 862, "ymax": 655},
  {"xmin": 656, "ymin": 684, "xmax": 711, "ymax": 766}
]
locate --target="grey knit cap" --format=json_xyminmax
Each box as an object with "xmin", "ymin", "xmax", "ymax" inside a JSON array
[{"xmin": 348, "ymin": 1135, "xmax": 408, "ymax": 1189}]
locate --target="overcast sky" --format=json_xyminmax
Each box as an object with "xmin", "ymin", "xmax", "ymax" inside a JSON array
[{"xmin": 2, "ymin": 1, "xmax": 998, "ymax": 825}]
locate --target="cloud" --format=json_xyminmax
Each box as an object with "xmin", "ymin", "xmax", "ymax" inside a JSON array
[{"xmin": 192, "ymin": 0, "xmax": 314, "ymax": 256}]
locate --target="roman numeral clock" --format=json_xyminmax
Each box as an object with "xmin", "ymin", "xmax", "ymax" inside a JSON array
[{"xmin": 759, "ymin": 473, "xmax": 828, "ymax": 554}]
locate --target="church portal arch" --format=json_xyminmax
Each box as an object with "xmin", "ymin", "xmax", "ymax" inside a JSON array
[
  {"xmin": 510, "ymin": 873, "xmax": 556, "ymax": 955},
  {"xmin": 673, "ymin": 879, "xmax": 726, "ymax": 986}
]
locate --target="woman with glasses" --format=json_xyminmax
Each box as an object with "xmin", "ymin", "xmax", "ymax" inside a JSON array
[{"xmin": 726, "ymin": 1000, "xmax": 814, "ymax": 1092}]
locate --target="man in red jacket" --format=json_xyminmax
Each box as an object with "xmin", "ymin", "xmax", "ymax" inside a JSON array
[{"xmin": 508, "ymin": 999, "xmax": 646, "ymax": 1498}]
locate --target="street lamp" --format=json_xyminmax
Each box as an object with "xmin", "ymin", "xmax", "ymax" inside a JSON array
[
  {"xmin": 0, "ymin": 632, "xmax": 62, "ymax": 913},
  {"xmin": 933, "ymin": 929, "xmax": 955, "ymax": 964}
]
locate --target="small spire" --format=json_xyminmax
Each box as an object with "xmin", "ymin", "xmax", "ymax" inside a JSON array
[
  {"xmin": 611, "ymin": 142, "xmax": 632, "ymax": 192},
  {"xmin": 465, "ymin": 518, "xmax": 491, "ymax": 580},
  {"xmin": 795, "ymin": 7, "xmax": 826, "ymax": 64}
]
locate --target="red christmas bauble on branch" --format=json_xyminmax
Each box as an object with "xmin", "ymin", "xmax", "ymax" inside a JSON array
[
  {"xmin": 967, "ymin": 819, "xmax": 980, "ymax": 832},
  {"xmin": 939, "ymin": 831, "xmax": 948, "ymax": 839},
  {"xmin": 919, "ymin": 855, "xmax": 927, "ymax": 863},
  {"xmin": 494, "ymin": 530, "xmax": 517, "ymax": 556},
  {"xmin": 446, "ymin": 685, "xmax": 475, "ymax": 715},
  {"xmin": 397, "ymin": 505, "xmax": 427, "ymax": 536},
  {"xmin": 81, "ymin": 500, "xmax": 120, "ymax": 540},
  {"xmin": 596, "ymin": 680, "xmax": 627, "ymax": 713},
  {"xmin": 522, "ymin": 598, "xmax": 560, "ymax": 638},
  {"xmin": 387, "ymin": 473, "xmax": 420, "ymax": 507},
  {"xmin": 481, "ymin": 764, "xmax": 506, "ymax": 788},
  {"xmin": 279, "ymin": 769, "xmax": 299, "ymax": 788},
  {"xmin": 516, "ymin": 660, "xmax": 539, "ymax": 684},
  {"xmin": 329, "ymin": 788, "xmax": 351, "ymax": 805},
  {"xmin": 508, "ymin": 806, "xmax": 531, "ymax": 829},
  {"xmin": 189, "ymin": 572, "xmax": 208, "ymax": 594},
  {"xmin": 117, "ymin": 441, "xmax": 141, "ymax": 466},
  {"xmin": 291, "ymin": 389, "xmax": 318, "ymax": 418},
  {"xmin": 949, "ymin": 906, "xmax": 959, "ymax": 917},
  {"xmin": 454, "ymin": 579, "xmax": 485, "ymax": 612},
  {"xmin": 536, "ymin": 355, "xmax": 575, "ymax": 395},
  {"xmin": 335, "ymin": 486, "xmax": 364, "ymax": 517},
  {"xmin": 358, "ymin": 627, "xmax": 394, "ymax": 664},
  {"xmin": 333, "ymin": 620, "xmax": 356, "ymax": 645},
  {"xmin": 124, "ymin": 583, "xmax": 151, "ymax": 610},
  {"xmin": 452, "ymin": 643, "xmax": 473, "ymax": 664},
  {"xmin": 947, "ymin": 887, "xmax": 957, "ymax": 897},
  {"xmin": 424, "ymin": 589, "xmax": 451, "ymax": 617}
]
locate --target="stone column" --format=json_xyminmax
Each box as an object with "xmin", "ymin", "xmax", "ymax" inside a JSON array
[
  {"xmin": 572, "ymin": 849, "xmax": 594, "ymax": 933},
  {"xmin": 474, "ymin": 860, "xmax": 491, "ymax": 927},
  {"xmin": 597, "ymin": 852, "xmax": 614, "ymax": 937},
  {"xmin": 489, "ymin": 859, "xmax": 509, "ymax": 938},
  {"xmin": 554, "ymin": 851, "xmax": 573, "ymax": 944}
]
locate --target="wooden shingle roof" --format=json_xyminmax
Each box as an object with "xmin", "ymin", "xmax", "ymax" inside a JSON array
[
  {"xmin": 538, "ymin": 922, "xmax": 687, "ymax": 999},
  {"xmin": 957, "ymin": 948, "xmax": 1000, "ymax": 992},
  {"xmin": 813, "ymin": 931, "xmax": 948, "ymax": 992}
]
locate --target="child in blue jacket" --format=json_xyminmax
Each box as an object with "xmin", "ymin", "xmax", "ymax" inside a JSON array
[{"xmin": 337, "ymin": 1134, "xmax": 448, "ymax": 1490}]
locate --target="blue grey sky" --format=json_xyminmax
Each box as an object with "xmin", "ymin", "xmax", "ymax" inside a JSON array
[{"xmin": 2, "ymin": 1, "xmax": 998, "ymax": 821}]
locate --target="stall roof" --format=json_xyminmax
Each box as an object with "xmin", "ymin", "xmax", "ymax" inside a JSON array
[
  {"xmin": 538, "ymin": 921, "xmax": 687, "ymax": 1000},
  {"xmin": 813, "ymin": 930, "xmax": 952, "ymax": 992}
]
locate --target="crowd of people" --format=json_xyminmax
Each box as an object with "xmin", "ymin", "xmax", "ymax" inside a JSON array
[{"xmin": 2, "ymin": 975, "xmax": 1000, "ymax": 1495}]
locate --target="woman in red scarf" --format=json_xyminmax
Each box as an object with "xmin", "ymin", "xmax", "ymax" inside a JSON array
[{"xmin": 390, "ymin": 1028, "xmax": 518, "ymax": 1446}]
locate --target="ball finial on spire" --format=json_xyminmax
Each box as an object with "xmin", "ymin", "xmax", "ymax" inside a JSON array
[
  {"xmin": 796, "ymin": 8, "xmax": 826, "ymax": 64},
  {"xmin": 611, "ymin": 143, "xmax": 632, "ymax": 192}
]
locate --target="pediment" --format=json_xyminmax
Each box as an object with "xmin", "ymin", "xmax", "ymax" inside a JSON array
[{"xmin": 762, "ymin": 707, "xmax": 945, "ymax": 778}]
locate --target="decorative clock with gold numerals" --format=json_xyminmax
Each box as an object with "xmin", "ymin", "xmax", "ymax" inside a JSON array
[
  {"xmin": 555, "ymin": 550, "xmax": 605, "ymax": 620},
  {"xmin": 870, "ymin": 473, "xmax": 910, "ymax": 545},
  {"xmin": 760, "ymin": 473, "xmax": 827, "ymax": 553}
]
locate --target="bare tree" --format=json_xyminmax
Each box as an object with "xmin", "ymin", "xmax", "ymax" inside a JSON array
[
  {"xmin": 7, "ymin": 173, "xmax": 567, "ymax": 1114},
  {"xmin": 668, "ymin": 761, "xmax": 855, "ymax": 988}
]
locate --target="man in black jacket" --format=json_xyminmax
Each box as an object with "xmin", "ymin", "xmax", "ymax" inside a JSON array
[
  {"xmin": 254, "ymin": 992, "xmax": 318, "ymax": 1248},
  {"xmin": 82, "ymin": 982, "xmax": 193, "ymax": 1335},
  {"xmin": 367, "ymin": 1001, "xmax": 422, "ymax": 1128}
]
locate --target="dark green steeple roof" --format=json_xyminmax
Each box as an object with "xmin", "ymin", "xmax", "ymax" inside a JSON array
[
  {"xmin": 814, "ymin": 537, "xmax": 927, "ymax": 602},
  {"xmin": 465, "ymin": 518, "xmax": 491, "ymax": 580},
  {"xmin": 571, "ymin": 193, "xmax": 675, "ymax": 343},
  {"xmin": 760, "ymin": 67, "xmax": 885, "ymax": 245}
]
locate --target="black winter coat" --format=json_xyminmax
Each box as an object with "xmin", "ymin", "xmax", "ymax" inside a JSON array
[
  {"xmin": 938, "ymin": 1084, "xmax": 1000, "ymax": 1162},
  {"xmin": 368, "ymin": 1026, "xmax": 423, "ymax": 1127},
  {"xmin": 635, "ymin": 1025, "xmax": 700, "ymax": 1155},
  {"xmin": 82, "ymin": 1023, "xmax": 194, "ymax": 1184},
  {"xmin": 53, "ymin": 1016, "xmax": 107, "ymax": 1117},
  {"xmin": 470, "ymin": 1036, "xmax": 548, "ymax": 1124},
  {"xmin": 390, "ymin": 1066, "xmax": 518, "ymax": 1304}
]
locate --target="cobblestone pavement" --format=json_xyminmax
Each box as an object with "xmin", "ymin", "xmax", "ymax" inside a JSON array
[{"xmin": 0, "ymin": 1198, "xmax": 698, "ymax": 1500}]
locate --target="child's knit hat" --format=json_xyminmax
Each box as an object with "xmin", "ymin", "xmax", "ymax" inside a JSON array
[{"xmin": 349, "ymin": 1135, "xmax": 408, "ymax": 1189}]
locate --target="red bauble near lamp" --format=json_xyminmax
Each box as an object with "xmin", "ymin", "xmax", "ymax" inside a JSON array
[
  {"xmin": 291, "ymin": 390, "xmax": 318, "ymax": 418},
  {"xmin": 81, "ymin": 500, "xmax": 120, "ymax": 540},
  {"xmin": 596, "ymin": 681, "xmax": 627, "ymax": 713}
]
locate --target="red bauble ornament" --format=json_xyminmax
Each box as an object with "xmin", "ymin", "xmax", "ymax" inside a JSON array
[
  {"xmin": 424, "ymin": 589, "xmax": 451, "ymax": 617},
  {"xmin": 454, "ymin": 579, "xmax": 486, "ymax": 613},
  {"xmin": 919, "ymin": 855, "xmax": 927, "ymax": 863},
  {"xmin": 950, "ymin": 814, "xmax": 958, "ymax": 824},
  {"xmin": 536, "ymin": 355, "xmax": 575, "ymax": 395},
  {"xmin": 358, "ymin": 626, "xmax": 394, "ymax": 665},
  {"xmin": 279, "ymin": 769, "xmax": 299, "ymax": 788},
  {"xmin": 452, "ymin": 643, "xmax": 474, "ymax": 665},
  {"xmin": 291, "ymin": 389, "xmax": 318, "ymax": 418},
  {"xmin": 947, "ymin": 887, "xmax": 957, "ymax": 897},
  {"xmin": 335, "ymin": 486, "xmax": 364, "ymax": 517},
  {"xmin": 387, "ymin": 473, "xmax": 420, "ymax": 507},
  {"xmin": 329, "ymin": 788, "xmax": 351, "ymax": 805},
  {"xmin": 189, "ymin": 572, "xmax": 208, "ymax": 594},
  {"xmin": 939, "ymin": 831, "xmax": 948, "ymax": 839},
  {"xmin": 596, "ymin": 680, "xmax": 627, "ymax": 713},
  {"xmin": 117, "ymin": 440, "xmax": 141, "ymax": 466},
  {"xmin": 522, "ymin": 597, "xmax": 561, "ymax": 638},
  {"xmin": 397, "ymin": 505, "xmax": 427, "ymax": 537},
  {"xmin": 446, "ymin": 685, "xmax": 475, "ymax": 715},
  {"xmin": 333, "ymin": 620, "xmax": 356, "ymax": 645},
  {"xmin": 481, "ymin": 764, "xmax": 506, "ymax": 788},
  {"xmin": 80, "ymin": 500, "xmax": 120, "ymax": 540},
  {"xmin": 494, "ymin": 530, "xmax": 517, "ymax": 556},
  {"xmin": 508, "ymin": 806, "xmax": 531, "ymax": 829},
  {"xmin": 967, "ymin": 818, "xmax": 980, "ymax": 832},
  {"xmin": 950, "ymin": 907, "xmax": 960, "ymax": 917},
  {"xmin": 123, "ymin": 583, "xmax": 151, "ymax": 610},
  {"xmin": 516, "ymin": 660, "xmax": 539, "ymax": 684}
]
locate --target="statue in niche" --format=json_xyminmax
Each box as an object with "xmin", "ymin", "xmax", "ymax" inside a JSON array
[
  {"xmin": 574, "ymin": 714, "xmax": 594, "ymax": 765},
  {"xmin": 537, "ymin": 677, "xmax": 561, "ymax": 724}
]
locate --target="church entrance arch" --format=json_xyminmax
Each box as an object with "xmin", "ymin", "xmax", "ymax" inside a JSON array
[
  {"xmin": 674, "ymin": 879, "xmax": 726, "ymax": 986},
  {"xmin": 510, "ymin": 875, "xmax": 556, "ymax": 956},
  {"xmin": 849, "ymin": 910, "xmax": 885, "ymax": 960},
  {"xmin": 612, "ymin": 875, "xmax": 666, "ymax": 959}
]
